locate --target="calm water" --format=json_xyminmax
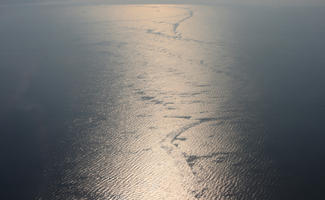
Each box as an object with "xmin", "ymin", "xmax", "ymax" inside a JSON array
[{"xmin": 1, "ymin": 2, "xmax": 325, "ymax": 200}]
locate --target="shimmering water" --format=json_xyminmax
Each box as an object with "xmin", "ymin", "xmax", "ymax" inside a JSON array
[{"xmin": 1, "ymin": 2, "xmax": 325, "ymax": 200}]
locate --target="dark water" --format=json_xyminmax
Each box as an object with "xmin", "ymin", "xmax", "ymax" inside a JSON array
[{"xmin": 1, "ymin": 2, "xmax": 325, "ymax": 200}]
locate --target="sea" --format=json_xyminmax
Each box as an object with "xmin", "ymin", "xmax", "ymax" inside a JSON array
[{"xmin": 1, "ymin": 1, "xmax": 325, "ymax": 199}]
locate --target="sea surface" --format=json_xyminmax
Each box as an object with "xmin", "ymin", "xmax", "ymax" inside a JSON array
[{"xmin": 1, "ymin": 1, "xmax": 325, "ymax": 200}]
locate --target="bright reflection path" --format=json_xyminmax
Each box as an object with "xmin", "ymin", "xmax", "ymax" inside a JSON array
[{"xmin": 39, "ymin": 4, "xmax": 277, "ymax": 200}]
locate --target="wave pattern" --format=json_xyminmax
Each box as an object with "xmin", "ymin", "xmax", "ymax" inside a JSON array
[{"xmin": 40, "ymin": 4, "xmax": 279, "ymax": 200}]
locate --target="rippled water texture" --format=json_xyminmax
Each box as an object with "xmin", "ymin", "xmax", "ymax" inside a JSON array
[{"xmin": 1, "ymin": 3, "xmax": 325, "ymax": 200}]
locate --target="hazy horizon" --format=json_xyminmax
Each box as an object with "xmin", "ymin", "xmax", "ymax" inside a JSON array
[{"xmin": 2, "ymin": 0, "xmax": 325, "ymax": 6}]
